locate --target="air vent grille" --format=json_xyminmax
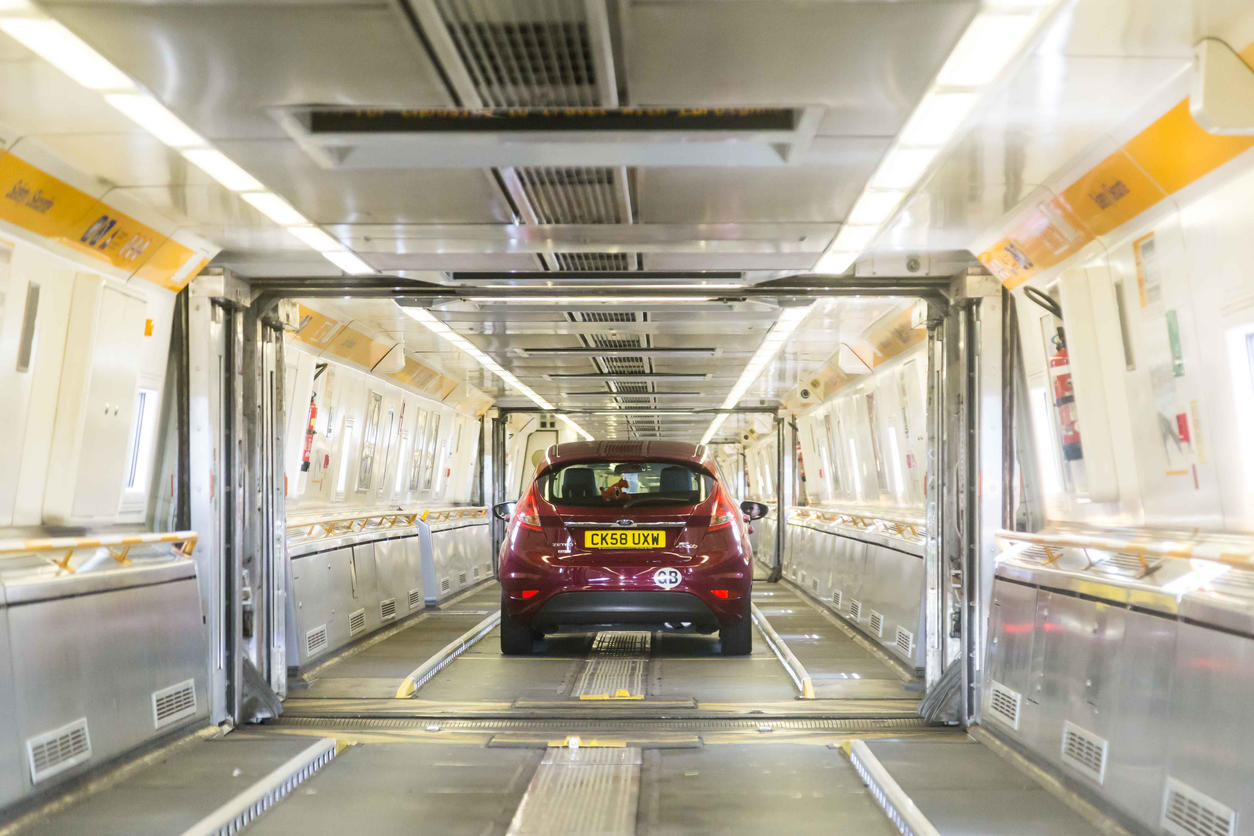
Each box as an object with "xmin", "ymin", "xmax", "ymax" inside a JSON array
[
  {"xmin": 458, "ymin": 571, "xmax": 468, "ymax": 586},
  {"xmin": 848, "ymin": 599, "xmax": 862, "ymax": 622},
  {"xmin": 441, "ymin": 577, "xmax": 451, "ymax": 593},
  {"xmin": 152, "ymin": 679, "xmax": 198, "ymax": 729},
  {"xmin": 518, "ymin": 167, "xmax": 625, "ymax": 225},
  {"xmin": 1162, "ymin": 778, "xmax": 1236, "ymax": 836},
  {"xmin": 869, "ymin": 610, "xmax": 885, "ymax": 637},
  {"xmin": 589, "ymin": 334, "xmax": 643, "ymax": 350},
  {"xmin": 987, "ymin": 680, "xmax": 1022, "ymax": 731},
  {"xmin": 305, "ymin": 624, "xmax": 329, "ymax": 657},
  {"xmin": 553, "ymin": 252, "xmax": 635, "ymax": 271},
  {"xmin": 576, "ymin": 311, "xmax": 637, "ymax": 323},
  {"xmin": 436, "ymin": 0, "xmax": 598, "ymax": 108},
  {"xmin": 832, "ymin": 589, "xmax": 843, "ymax": 609},
  {"xmin": 473, "ymin": 565, "xmax": 481, "ymax": 579},
  {"xmin": 409, "ymin": 588, "xmax": 423, "ymax": 611},
  {"xmin": 27, "ymin": 718, "xmax": 91, "ymax": 783},
  {"xmin": 349, "ymin": 608, "xmax": 366, "ymax": 635},
  {"xmin": 380, "ymin": 598, "xmax": 397, "ymax": 621},
  {"xmin": 895, "ymin": 626, "xmax": 914, "ymax": 657},
  {"xmin": 1061, "ymin": 721, "xmax": 1108, "ymax": 784},
  {"xmin": 600, "ymin": 355, "xmax": 647, "ymax": 375}
]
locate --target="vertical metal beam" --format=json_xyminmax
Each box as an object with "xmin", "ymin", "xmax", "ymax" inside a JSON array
[
  {"xmin": 490, "ymin": 412, "xmax": 507, "ymax": 573},
  {"xmin": 222, "ymin": 301, "xmax": 245, "ymax": 724},
  {"xmin": 769, "ymin": 414, "xmax": 788, "ymax": 582},
  {"xmin": 923, "ymin": 307, "xmax": 945, "ymax": 690}
]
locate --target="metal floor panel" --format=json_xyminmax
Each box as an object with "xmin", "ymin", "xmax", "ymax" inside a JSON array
[
  {"xmin": 859, "ymin": 739, "xmax": 1100, "ymax": 834},
  {"xmin": 508, "ymin": 747, "xmax": 642, "ymax": 836},
  {"xmin": 573, "ymin": 632, "xmax": 651, "ymax": 699},
  {"xmin": 1, "ymin": 735, "xmax": 326, "ymax": 836}
]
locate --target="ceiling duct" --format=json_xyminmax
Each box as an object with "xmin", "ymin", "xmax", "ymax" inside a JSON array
[
  {"xmin": 553, "ymin": 252, "xmax": 637, "ymax": 271},
  {"xmin": 517, "ymin": 167, "xmax": 624, "ymax": 224},
  {"xmin": 573, "ymin": 311, "xmax": 637, "ymax": 324},
  {"xmin": 433, "ymin": 0, "xmax": 598, "ymax": 108}
]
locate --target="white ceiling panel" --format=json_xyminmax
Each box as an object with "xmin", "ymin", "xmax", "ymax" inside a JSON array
[
  {"xmin": 46, "ymin": 3, "xmax": 454, "ymax": 140},
  {"xmin": 637, "ymin": 167, "xmax": 869, "ymax": 224},
  {"xmin": 625, "ymin": 1, "xmax": 977, "ymax": 134}
]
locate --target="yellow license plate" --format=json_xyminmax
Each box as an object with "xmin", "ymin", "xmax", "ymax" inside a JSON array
[{"xmin": 585, "ymin": 530, "xmax": 666, "ymax": 549}]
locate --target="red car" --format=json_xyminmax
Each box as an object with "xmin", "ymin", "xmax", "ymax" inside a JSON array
[{"xmin": 494, "ymin": 441, "xmax": 768, "ymax": 656}]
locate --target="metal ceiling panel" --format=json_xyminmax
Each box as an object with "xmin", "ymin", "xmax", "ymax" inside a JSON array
[
  {"xmin": 44, "ymin": 4, "xmax": 453, "ymax": 140},
  {"xmin": 625, "ymin": 1, "xmax": 976, "ymax": 134},
  {"xmin": 215, "ymin": 141, "xmax": 515, "ymax": 225},
  {"xmin": 364, "ymin": 252, "xmax": 544, "ymax": 272},
  {"xmin": 0, "ymin": 59, "xmax": 137, "ymax": 136},
  {"xmin": 26, "ymin": 134, "xmax": 215, "ymax": 189},
  {"xmin": 636, "ymin": 167, "xmax": 867, "ymax": 224}
]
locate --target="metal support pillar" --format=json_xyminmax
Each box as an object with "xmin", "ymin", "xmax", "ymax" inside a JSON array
[
  {"xmin": 769, "ymin": 413, "xmax": 790, "ymax": 582},
  {"xmin": 490, "ymin": 411, "xmax": 507, "ymax": 573}
]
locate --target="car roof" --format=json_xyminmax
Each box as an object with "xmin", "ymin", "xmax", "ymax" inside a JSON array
[{"xmin": 539, "ymin": 440, "xmax": 714, "ymax": 473}]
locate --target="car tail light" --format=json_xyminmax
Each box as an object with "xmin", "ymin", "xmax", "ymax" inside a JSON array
[
  {"xmin": 711, "ymin": 589, "xmax": 730, "ymax": 599},
  {"xmin": 708, "ymin": 487, "xmax": 739, "ymax": 531},
  {"xmin": 521, "ymin": 589, "xmax": 538, "ymax": 599},
  {"xmin": 514, "ymin": 489, "xmax": 542, "ymax": 531}
]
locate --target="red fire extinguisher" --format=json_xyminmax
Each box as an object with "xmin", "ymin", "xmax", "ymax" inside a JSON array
[
  {"xmin": 300, "ymin": 394, "xmax": 317, "ymax": 472},
  {"xmin": 1048, "ymin": 331, "xmax": 1083, "ymax": 461}
]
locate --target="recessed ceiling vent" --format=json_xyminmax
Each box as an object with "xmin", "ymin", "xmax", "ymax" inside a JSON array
[
  {"xmin": 518, "ymin": 167, "xmax": 626, "ymax": 225},
  {"xmin": 574, "ymin": 311, "xmax": 637, "ymax": 324},
  {"xmin": 27, "ymin": 718, "xmax": 91, "ymax": 783},
  {"xmin": 553, "ymin": 252, "xmax": 637, "ymax": 271},
  {"xmin": 434, "ymin": 0, "xmax": 599, "ymax": 108},
  {"xmin": 1162, "ymin": 778, "xmax": 1236, "ymax": 836}
]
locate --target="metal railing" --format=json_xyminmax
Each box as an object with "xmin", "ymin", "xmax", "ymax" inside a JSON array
[
  {"xmin": 788, "ymin": 506, "xmax": 926, "ymax": 541},
  {"xmin": 997, "ymin": 528, "xmax": 1254, "ymax": 572},
  {"xmin": 0, "ymin": 530, "xmax": 198, "ymax": 574},
  {"xmin": 286, "ymin": 507, "xmax": 489, "ymax": 541}
]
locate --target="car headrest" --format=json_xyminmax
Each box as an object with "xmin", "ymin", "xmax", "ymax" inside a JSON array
[
  {"xmin": 660, "ymin": 465, "xmax": 692, "ymax": 494},
  {"xmin": 561, "ymin": 467, "xmax": 596, "ymax": 499}
]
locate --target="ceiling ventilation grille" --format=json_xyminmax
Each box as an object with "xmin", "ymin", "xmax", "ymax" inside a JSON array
[
  {"xmin": 987, "ymin": 681, "xmax": 1022, "ymax": 731},
  {"xmin": 1060, "ymin": 721, "xmax": 1108, "ymax": 784},
  {"xmin": 434, "ymin": 0, "xmax": 598, "ymax": 108},
  {"xmin": 152, "ymin": 679, "xmax": 198, "ymax": 729},
  {"xmin": 305, "ymin": 624, "xmax": 328, "ymax": 657},
  {"xmin": 553, "ymin": 252, "xmax": 636, "ymax": 271},
  {"xmin": 518, "ymin": 168, "xmax": 625, "ymax": 226},
  {"xmin": 575, "ymin": 311, "xmax": 637, "ymax": 324},
  {"xmin": 27, "ymin": 718, "xmax": 91, "ymax": 783},
  {"xmin": 611, "ymin": 381, "xmax": 650, "ymax": 394},
  {"xmin": 380, "ymin": 598, "xmax": 397, "ymax": 621},
  {"xmin": 589, "ymin": 335, "xmax": 643, "ymax": 350},
  {"xmin": 409, "ymin": 588, "xmax": 423, "ymax": 611},
  {"xmin": 349, "ymin": 608, "xmax": 367, "ymax": 636},
  {"xmin": 1162, "ymin": 778, "xmax": 1236, "ymax": 836},
  {"xmin": 601, "ymin": 356, "xmax": 647, "ymax": 375}
]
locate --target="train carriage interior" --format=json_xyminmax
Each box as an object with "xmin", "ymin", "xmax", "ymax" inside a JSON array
[{"xmin": 1, "ymin": 0, "xmax": 1253, "ymax": 833}]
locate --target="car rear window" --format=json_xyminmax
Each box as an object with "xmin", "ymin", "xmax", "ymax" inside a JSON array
[{"xmin": 538, "ymin": 461, "xmax": 714, "ymax": 508}]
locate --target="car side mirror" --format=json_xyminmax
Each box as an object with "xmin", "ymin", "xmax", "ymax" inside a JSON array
[
  {"xmin": 493, "ymin": 501, "xmax": 516, "ymax": 522},
  {"xmin": 739, "ymin": 500, "xmax": 768, "ymax": 521}
]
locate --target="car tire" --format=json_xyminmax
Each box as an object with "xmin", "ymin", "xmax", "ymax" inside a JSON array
[
  {"xmin": 500, "ymin": 597, "xmax": 534, "ymax": 655},
  {"xmin": 720, "ymin": 603, "xmax": 752, "ymax": 656}
]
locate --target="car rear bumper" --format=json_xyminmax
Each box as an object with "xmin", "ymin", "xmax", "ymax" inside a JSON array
[{"xmin": 529, "ymin": 590, "xmax": 727, "ymax": 633}]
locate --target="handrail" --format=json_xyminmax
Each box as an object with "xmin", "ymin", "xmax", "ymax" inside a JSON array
[
  {"xmin": 286, "ymin": 507, "xmax": 490, "ymax": 540},
  {"xmin": 997, "ymin": 529, "xmax": 1254, "ymax": 572},
  {"xmin": 787, "ymin": 506, "xmax": 925, "ymax": 540},
  {"xmin": 0, "ymin": 530, "xmax": 198, "ymax": 574}
]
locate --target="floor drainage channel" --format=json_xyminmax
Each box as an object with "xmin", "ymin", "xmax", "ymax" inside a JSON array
[{"xmin": 271, "ymin": 717, "xmax": 932, "ymax": 733}]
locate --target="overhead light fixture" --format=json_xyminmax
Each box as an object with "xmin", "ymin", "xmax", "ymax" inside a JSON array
[
  {"xmin": 105, "ymin": 92, "xmax": 203, "ymax": 148},
  {"xmin": 936, "ymin": 13, "xmax": 1042, "ymax": 88},
  {"xmin": 811, "ymin": 3, "xmax": 1059, "ymax": 275},
  {"xmin": 467, "ymin": 296, "xmax": 716, "ymax": 305},
  {"xmin": 400, "ymin": 305, "xmax": 593, "ymax": 441},
  {"xmin": 831, "ymin": 224, "xmax": 880, "ymax": 252},
  {"xmin": 181, "ymin": 148, "xmax": 263, "ymax": 192},
  {"xmin": 519, "ymin": 347, "xmax": 718, "ymax": 358},
  {"xmin": 321, "ymin": 249, "xmax": 374, "ymax": 275},
  {"xmin": 0, "ymin": 17, "xmax": 134, "ymax": 90},
  {"xmin": 286, "ymin": 225, "xmax": 342, "ymax": 252},
  {"xmin": 241, "ymin": 192, "xmax": 310, "ymax": 226},
  {"xmin": 699, "ymin": 303, "xmax": 814, "ymax": 444},
  {"xmin": 0, "ymin": 5, "xmax": 377, "ymax": 278}
]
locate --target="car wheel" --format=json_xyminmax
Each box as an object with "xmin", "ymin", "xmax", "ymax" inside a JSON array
[
  {"xmin": 720, "ymin": 603, "xmax": 752, "ymax": 656},
  {"xmin": 500, "ymin": 596, "xmax": 534, "ymax": 655}
]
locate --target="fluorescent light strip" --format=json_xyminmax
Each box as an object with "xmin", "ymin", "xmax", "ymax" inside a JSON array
[
  {"xmin": 699, "ymin": 304, "xmax": 814, "ymax": 444},
  {"xmin": 0, "ymin": 7, "xmax": 377, "ymax": 277},
  {"xmin": 401, "ymin": 306, "xmax": 592, "ymax": 440},
  {"xmin": 467, "ymin": 296, "xmax": 715, "ymax": 305},
  {"xmin": 811, "ymin": 4, "xmax": 1057, "ymax": 275}
]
